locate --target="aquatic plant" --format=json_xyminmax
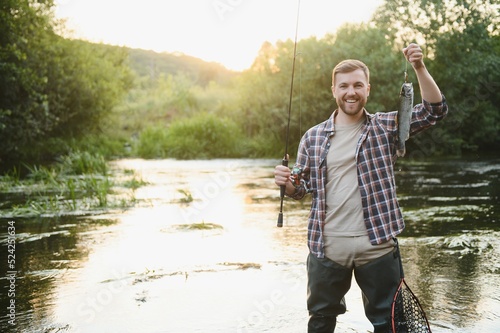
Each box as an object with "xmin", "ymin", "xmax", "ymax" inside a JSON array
[
  {"xmin": 24, "ymin": 164, "xmax": 59, "ymax": 184},
  {"xmin": 122, "ymin": 173, "xmax": 148, "ymax": 190},
  {"xmin": 219, "ymin": 262, "xmax": 262, "ymax": 270},
  {"xmin": 0, "ymin": 167, "xmax": 22, "ymax": 190},
  {"xmin": 177, "ymin": 189, "xmax": 193, "ymax": 203},
  {"xmin": 58, "ymin": 150, "xmax": 108, "ymax": 175},
  {"xmin": 175, "ymin": 221, "xmax": 223, "ymax": 230},
  {"xmin": 0, "ymin": 153, "xmax": 143, "ymax": 218}
]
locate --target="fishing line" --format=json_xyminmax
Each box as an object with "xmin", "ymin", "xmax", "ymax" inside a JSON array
[
  {"xmin": 277, "ymin": 0, "xmax": 301, "ymax": 228},
  {"xmin": 404, "ymin": 54, "xmax": 409, "ymax": 83},
  {"xmin": 298, "ymin": 52, "xmax": 302, "ymax": 137}
]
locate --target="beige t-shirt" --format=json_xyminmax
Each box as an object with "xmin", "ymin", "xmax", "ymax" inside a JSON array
[{"xmin": 323, "ymin": 117, "xmax": 367, "ymax": 237}]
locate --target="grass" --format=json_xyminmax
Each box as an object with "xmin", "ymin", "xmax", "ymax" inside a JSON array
[{"xmin": 0, "ymin": 151, "xmax": 143, "ymax": 218}]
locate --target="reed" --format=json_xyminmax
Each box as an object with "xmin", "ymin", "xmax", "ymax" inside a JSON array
[{"xmin": 0, "ymin": 152, "xmax": 142, "ymax": 218}]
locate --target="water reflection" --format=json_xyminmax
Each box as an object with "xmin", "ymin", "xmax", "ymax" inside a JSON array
[
  {"xmin": 0, "ymin": 157, "xmax": 499, "ymax": 332},
  {"xmin": 0, "ymin": 216, "xmax": 117, "ymax": 331}
]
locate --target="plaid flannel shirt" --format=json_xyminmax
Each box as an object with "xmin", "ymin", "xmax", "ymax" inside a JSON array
[{"xmin": 288, "ymin": 96, "xmax": 448, "ymax": 258}]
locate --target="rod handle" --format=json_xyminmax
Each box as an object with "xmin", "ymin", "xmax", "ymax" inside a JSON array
[
  {"xmin": 277, "ymin": 212, "xmax": 283, "ymax": 228},
  {"xmin": 277, "ymin": 157, "xmax": 289, "ymax": 228}
]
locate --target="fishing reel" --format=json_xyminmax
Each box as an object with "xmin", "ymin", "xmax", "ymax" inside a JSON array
[
  {"xmin": 290, "ymin": 167, "xmax": 311, "ymax": 193},
  {"xmin": 290, "ymin": 166, "xmax": 309, "ymax": 192},
  {"xmin": 290, "ymin": 167, "xmax": 302, "ymax": 186}
]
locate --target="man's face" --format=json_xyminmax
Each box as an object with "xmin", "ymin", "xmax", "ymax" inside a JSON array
[{"xmin": 331, "ymin": 69, "xmax": 370, "ymax": 116}]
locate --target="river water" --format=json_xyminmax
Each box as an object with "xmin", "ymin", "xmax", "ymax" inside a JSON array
[{"xmin": 1, "ymin": 156, "xmax": 499, "ymax": 332}]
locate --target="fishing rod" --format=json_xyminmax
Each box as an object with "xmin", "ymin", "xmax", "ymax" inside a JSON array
[{"xmin": 277, "ymin": 0, "xmax": 301, "ymax": 228}]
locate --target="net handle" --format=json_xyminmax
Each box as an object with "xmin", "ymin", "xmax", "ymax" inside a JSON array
[{"xmin": 393, "ymin": 238, "xmax": 405, "ymax": 279}]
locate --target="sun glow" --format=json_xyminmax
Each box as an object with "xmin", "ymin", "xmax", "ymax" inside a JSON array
[{"xmin": 55, "ymin": 0, "xmax": 383, "ymax": 71}]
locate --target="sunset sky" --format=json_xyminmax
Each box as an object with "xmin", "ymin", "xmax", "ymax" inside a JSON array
[{"xmin": 55, "ymin": 0, "xmax": 384, "ymax": 71}]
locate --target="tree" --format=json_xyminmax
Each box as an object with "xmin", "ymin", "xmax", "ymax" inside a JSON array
[
  {"xmin": 0, "ymin": 0, "xmax": 132, "ymax": 165},
  {"xmin": 0, "ymin": 0, "xmax": 56, "ymax": 162},
  {"xmin": 372, "ymin": 0, "xmax": 500, "ymax": 154}
]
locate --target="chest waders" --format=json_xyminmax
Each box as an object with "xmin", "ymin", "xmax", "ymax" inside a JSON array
[{"xmin": 307, "ymin": 244, "xmax": 401, "ymax": 333}]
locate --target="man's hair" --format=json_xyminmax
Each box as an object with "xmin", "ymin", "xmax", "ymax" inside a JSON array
[{"xmin": 332, "ymin": 59, "xmax": 370, "ymax": 86}]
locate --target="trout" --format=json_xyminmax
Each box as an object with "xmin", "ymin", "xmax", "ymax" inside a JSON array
[{"xmin": 397, "ymin": 82, "xmax": 414, "ymax": 157}]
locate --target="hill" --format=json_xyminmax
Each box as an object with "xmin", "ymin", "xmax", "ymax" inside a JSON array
[{"xmin": 124, "ymin": 47, "xmax": 237, "ymax": 86}]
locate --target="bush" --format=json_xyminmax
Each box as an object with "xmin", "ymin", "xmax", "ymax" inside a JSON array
[
  {"xmin": 165, "ymin": 113, "xmax": 243, "ymax": 159},
  {"xmin": 245, "ymin": 133, "xmax": 286, "ymax": 158},
  {"xmin": 134, "ymin": 113, "xmax": 243, "ymax": 159},
  {"xmin": 134, "ymin": 126, "xmax": 169, "ymax": 159}
]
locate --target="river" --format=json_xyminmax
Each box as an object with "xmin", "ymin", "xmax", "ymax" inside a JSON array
[{"xmin": 1, "ymin": 156, "xmax": 499, "ymax": 332}]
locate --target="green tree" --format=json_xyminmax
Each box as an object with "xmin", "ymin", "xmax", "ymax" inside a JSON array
[
  {"xmin": 0, "ymin": 0, "xmax": 131, "ymax": 166},
  {"xmin": 234, "ymin": 41, "xmax": 292, "ymax": 156},
  {"xmin": 0, "ymin": 0, "xmax": 56, "ymax": 163},
  {"xmin": 43, "ymin": 41, "xmax": 132, "ymax": 140},
  {"xmin": 373, "ymin": 0, "xmax": 500, "ymax": 154}
]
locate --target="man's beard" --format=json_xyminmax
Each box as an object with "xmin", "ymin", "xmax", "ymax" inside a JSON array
[{"xmin": 337, "ymin": 97, "xmax": 366, "ymax": 116}]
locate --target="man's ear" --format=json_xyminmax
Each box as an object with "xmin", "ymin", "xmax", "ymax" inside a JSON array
[{"xmin": 331, "ymin": 85, "xmax": 336, "ymax": 98}]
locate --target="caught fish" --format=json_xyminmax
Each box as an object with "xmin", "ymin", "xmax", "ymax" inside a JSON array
[{"xmin": 397, "ymin": 81, "xmax": 414, "ymax": 157}]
